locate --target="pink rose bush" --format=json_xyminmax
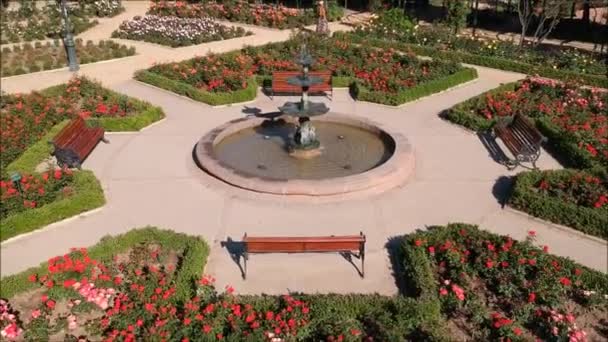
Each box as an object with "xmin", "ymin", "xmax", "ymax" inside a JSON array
[{"xmin": 405, "ymin": 223, "xmax": 608, "ymax": 341}]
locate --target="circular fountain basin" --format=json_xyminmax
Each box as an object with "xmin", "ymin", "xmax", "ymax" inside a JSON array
[{"xmin": 195, "ymin": 113, "xmax": 415, "ymax": 196}]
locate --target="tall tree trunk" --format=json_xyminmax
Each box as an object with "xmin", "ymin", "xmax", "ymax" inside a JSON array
[
  {"xmin": 473, "ymin": 0, "xmax": 479, "ymax": 36},
  {"xmin": 582, "ymin": 0, "xmax": 591, "ymax": 23}
]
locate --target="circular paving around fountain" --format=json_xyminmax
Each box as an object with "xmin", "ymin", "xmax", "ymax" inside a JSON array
[{"xmin": 194, "ymin": 113, "xmax": 415, "ymax": 196}]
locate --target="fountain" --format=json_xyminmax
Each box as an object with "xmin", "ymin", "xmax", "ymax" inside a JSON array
[
  {"xmin": 194, "ymin": 44, "xmax": 415, "ymax": 196},
  {"xmin": 278, "ymin": 44, "xmax": 329, "ymax": 159}
]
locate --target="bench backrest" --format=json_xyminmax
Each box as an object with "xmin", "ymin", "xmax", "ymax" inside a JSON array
[
  {"xmin": 53, "ymin": 117, "xmax": 87, "ymax": 147},
  {"xmin": 244, "ymin": 233, "xmax": 365, "ymax": 253},
  {"xmin": 509, "ymin": 114, "xmax": 544, "ymax": 146}
]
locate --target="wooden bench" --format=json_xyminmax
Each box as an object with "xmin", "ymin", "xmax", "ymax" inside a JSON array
[
  {"xmin": 492, "ymin": 113, "xmax": 547, "ymax": 169},
  {"xmin": 50, "ymin": 117, "xmax": 106, "ymax": 169},
  {"xmin": 242, "ymin": 232, "xmax": 365, "ymax": 279},
  {"xmin": 270, "ymin": 71, "xmax": 333, "ymax": 99}
]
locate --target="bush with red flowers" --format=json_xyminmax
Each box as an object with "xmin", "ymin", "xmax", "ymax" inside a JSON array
[
  {"xmin": 0, "ymin": 76, "xmax": 159, "ymax": 171},
  {"xmin": 137, "ymin": 34, "xmax": 476, "ymax": 106},
  {"xmin": 446, "ymin": 77, "xmax": 608, "ymax": 170},
  {"xmin": 401, "ymin": 223, "xmax": 608, "ymax": 341},
  {"xmin": 148, "ymin": 0, "xmax": 344, "ymax": 29},
  {"xmin": 509, "ymin": 169, "xmax": 608, "ymax": 239},
  {"xmin": 0, "ymin": 168, "xmax": 75, "ymax": 220},
  {"xmin": 0, "ymin": 227, "xmax": 447, "ymax": 341}
]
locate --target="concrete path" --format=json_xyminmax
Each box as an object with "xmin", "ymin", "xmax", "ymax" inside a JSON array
[
  {"xmin": 1, "ymin": 64, "xmax": 606, "ymax": 295},
  {"xmin": 0, "ymin": 1, "xmax": 352, "ymax": 93},
  {"xmin": 1, "ymin": 1, "xmax": 606, "ymax": 295}
]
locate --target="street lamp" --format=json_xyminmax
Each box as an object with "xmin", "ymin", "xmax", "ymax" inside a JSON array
[
  {"xmin": 10, "ymin": 172, "xmax": 23, "ymax": 198},
  {"xmin": 59, "ymin": 0, "xmax": 79, "ymax": 72}
]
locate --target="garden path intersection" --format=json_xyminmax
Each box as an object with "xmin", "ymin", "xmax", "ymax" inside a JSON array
[{"xmin": 1, "ymin": 1, "xmax": 606, "ymax": 295}]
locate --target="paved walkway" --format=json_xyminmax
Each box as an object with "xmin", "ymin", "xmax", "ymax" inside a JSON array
[{"xmin": 1, "ymin": 2, "xmax": 606, "ymax": 294}]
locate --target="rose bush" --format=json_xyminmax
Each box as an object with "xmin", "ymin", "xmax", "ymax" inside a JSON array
[
  {"xmin": 0, "ymin": 168, "xmax": 75, "ymax": 219},
  {"xmin": 0, "ymin": 2, "xmax": 98, "ymax": 44},
  {"xmin": 112, "ymin": 15, "xmax": 251, "ymax": 47},
  {"xmin": 0, "ymin": 233, "xmax": 436, "ymax": 341},
  {"xmin": 509, "ymin": 169, "xmax": 608, "ymax": 239},
  {"xmin": 401, "ymin": 223, "xmax": 608, "ymax": 341},
  {"xmin": 148, "ymin": 0, "xmax": 343, "ymax": 29},
  {"xmin": 447, "ymin": 78, "xmax": 608, "ymax": 169},
  {"xmin": 353, "ymin": 14, "xmax": 606, "ymax": 78},
  {"xmin": 1, "ymin": 40, "xmax": 136, "ymax": 77},
  {"xmin": 142, "ymin": 35, "xmax": 472, "ymax": 105},
  {"xmin": 0, "ymin": 77, "xmax": 143, "ymax": 170}
]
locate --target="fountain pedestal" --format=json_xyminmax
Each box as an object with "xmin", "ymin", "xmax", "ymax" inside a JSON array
[{"xmin": 278, "ymin": 44, "xmax": 329, "ymax": 158}]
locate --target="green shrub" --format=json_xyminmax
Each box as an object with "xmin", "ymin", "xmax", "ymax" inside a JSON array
[
  {"xmin": 0, "ymin": 227, "xmax": 209, "ymax": 299},
  {"xmin": 336, "ymin": 33, "xmax": 608, "ymax": 88},
  {"xmin": 509, "ymin": 170, "xmax": 608, "ymax": 239},
  {"xmin": 354, "ymin": 67, "xmax": 478, "ymax": 106},
  {"xmin": 134, "ymin": 70, "xmax": 258, "ymax": 106},
  {"xmin": 0, "ymin": 171, "xmax": 105, "ymax": 242},
  {"xmin": 28, "ymin": 64, "xmax": 41, "ymax": 72}
]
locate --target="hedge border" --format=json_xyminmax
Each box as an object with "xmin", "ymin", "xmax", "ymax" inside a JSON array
[
  {"xmin": 39, "ymin": 83, "xmax": 165, "ymax": 132},
  {"xmin": 398, "ymin": 223, "xmax": 608, "ymax": 339},
  {"xmin": 336, "ymin": 33, "xmax": 608, "ymax": 89},
  {"xmin": 443, "ymin": 82, "xmax": 518, "ymax": 132},
  {"xmin": 508, "ymin": 170, "xmax": 608, "ymax": 240},
  {"xmin": 0, "ymin": 171, "xmax": 105, "ymax": 242},
  {"xmin": 0, "ymin": 227, "xmax": 210, "ymax": 301},
  {"xmin": 134, "ymin": 70, "xmax": 258, "ymax": 106},
  {"xmin": 442, "ymin": 80, "xmax": 606, "ymax": 172},
  {"xmin": 1, "ymin": 80, "xmax": 164, "ymax": 241},
  {"xmin": 353, "ymin": 67, "xmax": 478, "ymax": 106}
]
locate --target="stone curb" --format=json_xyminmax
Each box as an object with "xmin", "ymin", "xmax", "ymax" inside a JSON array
[
  {"xmin": 503, "ymin": 207, "xmax": 607, "ymax": 245},
  {"xmin": 0, "ymin": 207, "xmax": 105, "ymax": 247},
  {"xmin": 0, "ymin": 55, "xmax": 139, "ymax": 81}
]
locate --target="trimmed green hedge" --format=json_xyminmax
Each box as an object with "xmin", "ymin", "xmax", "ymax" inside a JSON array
[
  {"xmin": 135, "ymin": 70, "xmax": 258, "ymax": 106},
  {"xmin": 353, "ymin": 67, "xmax": 478, "ymax": 106},
  {"xmin": 0, "ymin": 227, "xmax": 210, "ymax": 300},
  {"xmin": 509, "ymin": 170, "xmax": 608, "ymax": 240},
  {"xmin": 4, "ymin": 121, "xmax": 70, "ymax": 176},
  {"xmin": 40, "ymin": 83, "xmax": 165, "ymax": 132},
  {"xmin": 0, "ymin": 171, "xmax": 105, "ymax": 242},
  {"xmin": 337, "ymin": 33, "xmax": 608, "ymax": 88}
]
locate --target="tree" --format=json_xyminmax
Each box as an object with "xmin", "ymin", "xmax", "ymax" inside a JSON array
[
  {"xmin": 444, "ymin": 0, "xmax": 469, "ymax": 35},
  {"xmin": 517, "ymin": 0, "xmax": 570, "ymax": 47}
]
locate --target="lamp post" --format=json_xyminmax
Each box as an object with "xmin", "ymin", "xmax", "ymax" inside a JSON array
[
  {"xmin": 10, "ymin": 172, "xmax": 23, "ymax": 198},
  {"xmin": 60, "ymin": 0, "xmax": 79, "ymax": 72}
]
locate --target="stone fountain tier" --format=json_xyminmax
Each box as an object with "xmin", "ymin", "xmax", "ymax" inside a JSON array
[{"xmin": 278, "ymin": 101, "xmax": 330, "ymax": 118}]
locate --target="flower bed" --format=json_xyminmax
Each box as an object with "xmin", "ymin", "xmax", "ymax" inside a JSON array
[
  {"xmin": 0, "ymin": 227, "xmax": 445, "ymax": 341},
  {"xmin": 446, "ymin": 78, "xmax": 608, "ymax": 170},
  {"xmin": 137, "ymin": 36, "xmax": 476, "ymax": 106},
  {"xmin": 344, "ymin": 13, "xmax": 607, "ymax": 87},
  {"xmin": 0, "ymin": 2, "xmax": 98, "ymax": 45},
  {"xmin": 148, "ymin": 0, "xmax": 344, "ymax": 29},
  {"xmin": 509, "ymin": 169, "xmax": 608, "ymax": 240},
  {"xmin": 400, "ymin": 223, "xmax": 608, "ymax": 341},
  {"xmin": 79, "ymin": 0, "xmax": 125, "ymax": 18},
  {"xmin": 0, "ymin": 168, "xmax": 74, "ymax": 220},
  {"xmin": 1, "ymin": 225, "xmax": 606, "ymax": 340},
  {"xmin": 0, "ymin": 76, "xmax": 164, "ymax": 171},
  {"xmin": 1, "ymin": 40, "xmax": 136, "ymax": 77},
  {"xmin": 111, "ymin": 15, "xmax": 251, "ymax": 47}
]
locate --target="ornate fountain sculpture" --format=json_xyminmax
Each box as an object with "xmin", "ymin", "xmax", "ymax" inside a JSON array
[{"xmin": 278, "ymin": 44, "xmax": 330, "ymax": 158}]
